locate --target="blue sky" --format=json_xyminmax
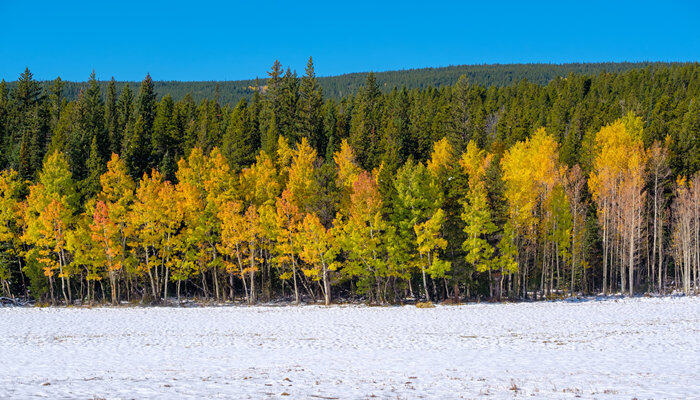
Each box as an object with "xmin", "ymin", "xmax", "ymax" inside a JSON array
[{"xmin": 1, "ymin": 0, "xmax": 698, "ymax": 82}]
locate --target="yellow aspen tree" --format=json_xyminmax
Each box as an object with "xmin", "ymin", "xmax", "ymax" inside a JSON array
[
  {"xmin": 97, "ymin": 154, "xmax": 135, "ymax": 295},
  {"xmin": 129, "ymin": 170, "xmax": 182, "ymax": 301},
  {"xmin": 244, "ymin": 205, "xmax": 261, "ymax": 303},
  {"xmin": 66, "ymin": 208, "xmax": 103, "ymax": 304},
  {"xmin": 501, "ymin": 128, "xmax": 563, "ymax": 298},
  {"xmin": 22, "ymin": 152, "xmax": 78, "ymax": 304},
  {"xmin": 286, "ymin": 137, "xmax": 319, "ymax": 213},
  {"xmin": 333, "ymin": 138, "xmax": 361, "ymax": 209},
  {"xmin": 239, "ymin": 150, "xmax": 281, "ymax": 207},
  {"xmin": 176, "ymin": 147, "xmax": 233, "ymax": 301},
  {"xmin": 218, "ymin": 200, "xmax": 251, "ymax": 302},
  {"xmin": 646, "ymin": 140, "xmax": 671, "ymax": 292},
  {"xmin": 298, "ymin": 213, "xmax": 337, "ymax": 305},
  {"xmin": 414, "ymin": 208, "xmax": 451, "ymax": 301},
  {"xmin": 670, "ymin": 175, "xmax": 698, "ymax": 294},
  {"xmin": 589, "ymin": 114, "xmax": 647, "ymax": 295},
  {"xmin": 90, "ymin": 200, "xmax": 123, "ymax": 304},
  {"xmin": 0, "ymin": 170, "xmax": 22, "ymax": 297},
  {"xmin": 564, "ymin": 165, "xmax": 587, "ymax": 295},
  {"xmin": 274, "ymin": 190, "xmax": 303, "ymax": 303}
]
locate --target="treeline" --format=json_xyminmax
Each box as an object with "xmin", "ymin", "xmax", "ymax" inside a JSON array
[
  {"xmin": 2, "ymin": 62, "xmax": 683, "ymax": 104},
  {"xmin": 0, "ymin": 59, "xmax": 698, "ymax": 305}
]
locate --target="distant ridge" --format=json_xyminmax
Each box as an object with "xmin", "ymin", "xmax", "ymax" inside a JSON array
[{"xmin": 3, "ymin": 62, "xmax": 690, "ymax": 104}]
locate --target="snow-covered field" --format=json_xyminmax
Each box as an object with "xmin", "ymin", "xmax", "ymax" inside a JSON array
[{"xmin": 0, "ymin": 297, "xmax": 698, "ymax": 399}]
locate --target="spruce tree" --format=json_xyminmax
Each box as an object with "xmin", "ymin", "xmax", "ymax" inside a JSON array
[
  {"xmin": 279, "ymin": 68, "xmax": 299, "ymax": 141},
  {"xmin": 123, "ymin": 116, "xmax": 151, "ymax": 179},
  {"xmin": 322, "ymin": 100, "xmax": 338, "ymax": 160},
  {"xmin": 222, "ymin": 98, "xmax": 256, "ymax": 170},
  {"xmin": 80, "ymin": 71, "xmax": 108, "ymax": 162},
  {"xmin": 48, "ymin": 77, "xmax": 64, "ymax": 132},
  {"xmin": 0, "ymin": 80, "xmax": 6, "ymax": 169},
  {"xmin": 298, "ymin": 57, "xmax": 324, "ymax": 153},
  {"xmin": 122, "ymin": 74, "xmax": 156, "ymax": 176},
  {"xmin": 259, "ymin": 61, "xmax": 284, "ymax": 152},
  {"xmin": 9, "ymin": 68, "xmax": 42, "ymax": 170},
  {"xmin": 83, "ymin": 136, "xmax": 105, "ymax": 199},
  {"xmin": 448, "ymin": 75, "xmax": 486, "ymax": 152},
  {"xmin": 349, "ymin": 72, "xmax": 382, "ymax": 169},
  {"xmin": 105, "ymin": 78, "xmax": 118, "ymax": 156},
  {"xmin": 195, "ymin": 98, "xmax": 223, "ymax": 152},
  {"xmin": 135, "ymin": 73, "xmax": 157, "ymax": 132},
  {"xmin": 12, "ymin": 68, "xmax": 41, "ymax": 111},
  {"xmin": 115, "ymin": 83, "xmax": 133, "ymax": 154},
  {"xmin": 152, "ymin": 95, "xmax": 176, "ymax": 165},
  {"xmin": 18, "ymin": 134, "xmax": 32, "ymax": 181},
  {"xmin": 29, "ymin": 102, "xmax": 51, "ymax": 174}
]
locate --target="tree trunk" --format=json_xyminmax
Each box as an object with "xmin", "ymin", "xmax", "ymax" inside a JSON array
[
  {"xmin": 249, "ymin": 242, "xmax": 256, "ymax": 304},
  {"xmin": 322, "ymin": 260, "xmax": 331, "ymax": 306},
  {"xmin": 421, "ymin": 254, "xmax": 430, "ymax": 302}
]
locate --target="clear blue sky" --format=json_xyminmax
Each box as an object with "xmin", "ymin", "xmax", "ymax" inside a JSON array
[{"xmin": 1, "ymin": 0, "xmax": 698, "ymax": 82}]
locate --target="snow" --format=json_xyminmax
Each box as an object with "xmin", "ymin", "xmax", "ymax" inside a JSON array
[{"xmin": 0, "ymin": 297, "xmax": 698, "ymax": 399}]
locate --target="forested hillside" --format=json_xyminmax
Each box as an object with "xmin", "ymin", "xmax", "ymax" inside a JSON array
[
  {"xmin": 2, "ymin": 62, "xmax": 681, "ymax": 104},
  {"xmin": 0, "ymin": 59, "xmax": 697, "ymax": 305}
]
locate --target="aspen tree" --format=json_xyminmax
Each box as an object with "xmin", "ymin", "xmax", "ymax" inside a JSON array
[{"xmin": 22, "ymin": 152, "xmax": 78, "ymax": 304}]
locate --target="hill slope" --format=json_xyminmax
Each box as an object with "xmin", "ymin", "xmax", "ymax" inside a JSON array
[{"xmin": 4, "ymin": 61, "xmax": 685, "ymax": 104}]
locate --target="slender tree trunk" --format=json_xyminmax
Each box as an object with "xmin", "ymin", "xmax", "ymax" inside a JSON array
[
  {"xmin": 629, "ymin": 229, "xmax": 635, "ymax": 296},
  {"xmin": 145, "ymin": 247, "xmax": 157, "ymax": 300},
  {"xmin": 229, "ymin": 272, "xmax": 234, "ymax": 301},
  {"xmin": 163, "ymin": 262, "xmax": 169, "ymax": 301},
  {"xmin": 420, "ymin": 252, "xmax": 430, "ymax": 302},
  {"xmin": 109, "ymin": 271, "xmax": 117, "ymax": 305},
  {"xmin": 321, "ymin": 258, "xmax": 331, "ymax": 306},
  {"xmin": 603, "ymin": 207, "xmax": 609, "ymax": 295},
  {"xmin": 235, "ymin": 247, "xmax": 248, "ymax": 303},
  {"xmin": 213, "ymin": 251, "xmax": 220, "ymax": 302},
  {"xmin": 249, "ymin": 242, "xmax": 256, "ymax": 304}
]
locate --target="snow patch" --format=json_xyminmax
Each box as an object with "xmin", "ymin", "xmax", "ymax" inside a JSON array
[{"xmin": 0, "ymin": 296, "xmax": 698, "ymax": 399}]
